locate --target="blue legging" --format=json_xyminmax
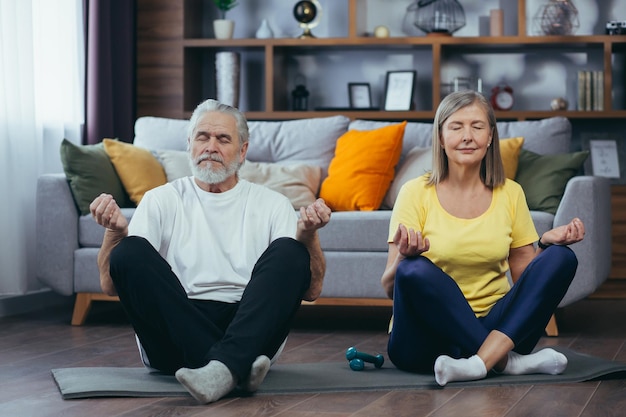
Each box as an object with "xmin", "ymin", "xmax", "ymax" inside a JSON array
[{"xmin": 387, "ymin": 245, "xmax": 578, "ymax": 373}]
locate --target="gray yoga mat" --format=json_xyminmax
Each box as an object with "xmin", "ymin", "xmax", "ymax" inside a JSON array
[{"xmin": 52, "ymin": 347, "xmax": 626, "ymax": 400}]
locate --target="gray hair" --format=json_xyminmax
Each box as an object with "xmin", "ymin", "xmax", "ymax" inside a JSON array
[
  {"xmin": 428, "ymin": 90, "xmax": 505, "ymax": 188},
  {"xmin": 186, "ymin": 99, "xmax": 249, "ymax": 147}
]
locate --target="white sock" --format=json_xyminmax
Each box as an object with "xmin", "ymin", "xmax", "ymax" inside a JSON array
[
  {"xmin": 175, "ymin": 360, "xmax": 237, "ymax": 404},
  {"xmin": 241, "ymin": 355, "xmax": 271, "ymax": 392},
  {"xmin": 503, "ymin": 348, "xmax": 568, "ymax": 376},
  {"xmin": 434, "ymin": 354, "xmax": 487, "ymax": 386}
]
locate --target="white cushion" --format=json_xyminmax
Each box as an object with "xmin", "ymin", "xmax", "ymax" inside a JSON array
[
  {"xmin": 134, "ymin": 117, "xmax": 189, "ymax": 151},
  {"xmin": 240, "ymin": 161, "xmax": 322, "ymax": 210},
  {"xmin": 153, "ymin": 150, "xmax": 191, "ymax": 182}
]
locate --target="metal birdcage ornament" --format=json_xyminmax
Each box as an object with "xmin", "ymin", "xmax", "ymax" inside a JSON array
[
  {"xmin": 410, "ymin": 0, "xmax": 466, "ymax": 36},
  {"xmin": 533, "ymin": 0, "xmax": 579, "ymax": 36}
]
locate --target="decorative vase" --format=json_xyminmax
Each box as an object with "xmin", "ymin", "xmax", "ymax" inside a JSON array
[
  {"xmin": 215, "ymin": 51, "xmax": 240, "ymax": 108},
  {"xmin": 410, "ymin": 0, "xmax": 466, "ymax": 36},
  {"xmin": 490, "ymin": 9, "xmax": 504, "ymax": 36},
  {"xmin": 255, "ymin": 19, "xmax": 274, "ymax": 39},
  {"xmin": 213, "ymin": 19, "xmax": 235, "ymax": 39}
]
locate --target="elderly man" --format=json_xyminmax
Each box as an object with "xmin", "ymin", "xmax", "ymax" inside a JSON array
[{"xmin": 90, "ymin": 99, "xmax": 331, "ymax": 404}]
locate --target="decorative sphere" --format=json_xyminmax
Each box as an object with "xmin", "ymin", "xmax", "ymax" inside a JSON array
[
  {"xmin": 293, "ymin": 1, "xmax": 317, "ymax": 24},
  {"xmin": 373, "ymin": 25, "xmax": 390, "ymax": 38},
  {"xmin": 550, "ymin": 97, "xmax": 569, "ymax": 110},
  {"xmin": 536, "ymin": 0, "xmax": 579, "ymax": 35}
]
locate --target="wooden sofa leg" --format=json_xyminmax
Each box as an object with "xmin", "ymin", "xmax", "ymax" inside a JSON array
[
  {"xmin": 545, "ymin": 313, "xmax": 559, "ymax": 337},
  {"xmin": 71, "ymin": 293, "xmax": 93, "ymax": 326},
  {"xmin": 71, "ymin": 292, "xmax": 121, "ymax": 326}
]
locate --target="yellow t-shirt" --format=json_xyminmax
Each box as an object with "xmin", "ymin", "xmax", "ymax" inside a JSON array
[{"xmin": 388, "ymin": 175, "xmax": 538, "ymax": 317}]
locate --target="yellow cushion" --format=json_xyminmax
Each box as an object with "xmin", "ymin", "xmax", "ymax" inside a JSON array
[
  {"xmin": 319, "ymin": 121, "xmax": 406, "ymax": 211},
  {"xmin": 500, "ymin": 136, "xmax": 525, "ymax": 179},
  {"xmin": 103, "ymin": 139, "xmax": 167, "ymax": 205}
]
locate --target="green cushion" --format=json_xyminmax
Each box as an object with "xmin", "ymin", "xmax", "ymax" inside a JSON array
[
  {"xmin": 60, "ymin": 139, "xmax": 131, "ymax": 215},
  {"xmin": 515, "ymin": 149, "xmax": 589, "ymax": 215}
]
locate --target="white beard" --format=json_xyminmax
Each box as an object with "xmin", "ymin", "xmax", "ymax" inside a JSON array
[{"xmin": 189, "ymin": 153, "xmax": 241, "ymax": 184}]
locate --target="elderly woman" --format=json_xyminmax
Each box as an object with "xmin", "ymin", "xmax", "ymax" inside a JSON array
[{"xmin": 381, "ymin": 90, "xmax": 584, "ymax": 386}]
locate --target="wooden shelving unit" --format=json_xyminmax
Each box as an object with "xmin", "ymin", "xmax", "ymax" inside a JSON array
[{"xmin": 177, "ymin": 0, "xmax": 626, "ymax": 120}]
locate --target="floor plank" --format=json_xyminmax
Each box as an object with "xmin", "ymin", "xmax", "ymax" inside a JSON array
[{"xmin": 0, "ymin": 299, "xmax": 625, "ymax": 416}]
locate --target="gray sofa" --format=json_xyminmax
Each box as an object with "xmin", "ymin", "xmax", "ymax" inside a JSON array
[{"xmin": 36, "ymin": 115, "xmax": 611, "ymax": 332}]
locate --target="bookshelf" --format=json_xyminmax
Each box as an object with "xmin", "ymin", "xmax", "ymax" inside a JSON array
[
  {"xmin": 168, "ymin": 0, "xmax": 626, "ymax": 121},
  {"xmin": 136, "ymin": 0, "xmax": 626, "ymax": 121}
]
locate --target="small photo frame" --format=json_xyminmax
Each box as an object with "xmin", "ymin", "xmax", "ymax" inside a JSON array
[
  {"xmin": 383, "ymin": 70, "xmax": 416, "ymax": 111},
  {"xmin": 589, "ymin": 140, "xmax": 621, "ymax": 178},
  {"xmin": 348, "ymin": 83, "xmax": 372, "ymax": 109}
]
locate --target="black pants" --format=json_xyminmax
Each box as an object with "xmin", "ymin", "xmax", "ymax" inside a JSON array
[{"xmin": 109, "ymin": 236, "xmax": 311, "ymax": 380}]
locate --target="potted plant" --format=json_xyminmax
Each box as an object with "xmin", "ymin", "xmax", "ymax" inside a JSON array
[{"xmin": 212, "ymin": 0, "xmax": 238, "ymax": 39}]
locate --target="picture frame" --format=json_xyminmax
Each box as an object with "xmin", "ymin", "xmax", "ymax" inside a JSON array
[
  {"xmin": 383, "ymin": 70, "xmax": 416, "ymax": 111},
  {"xmin": 348, "ymin": 83, "xmax": 372, "ymax": 109},
  {"xmin": 589, "ymin": 140, "xmax": 620, "ymax": 178}
]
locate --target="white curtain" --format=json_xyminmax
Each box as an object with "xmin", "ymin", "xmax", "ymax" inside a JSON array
[{"xmin": 0, "ymin": 0, "xmax": 84, "ymax": 294}]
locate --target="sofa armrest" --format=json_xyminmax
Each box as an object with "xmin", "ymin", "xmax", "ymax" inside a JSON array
[
  {"xmin": 36, "ymin": 173, "xmax": 79, "ymax": 296},
  {"xmin": 554, "ymin": 175, "xmax": 611, "ymax": 306}
]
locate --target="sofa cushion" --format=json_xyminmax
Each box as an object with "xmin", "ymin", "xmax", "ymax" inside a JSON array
[
  {"xmin": 153, "ymin": 149, "xmax": 191, "ymax": 182},
  {"xmin": 239, "ymin": 161, "xmax": 322, "ymax": 210},
  {"xmin": 320, "ymin": 252, "xmax": 389, "ymax": 299},
  {"xmin": 246, "ymin": 116, "xmax": 350, "ymax": 177},
  {"xmin": 317, "ymin": 211, "xmax": 392, "ymax": 252},
  {"xmin": 59, "ymin": 139, "xmax": 131, "ymax": 215},
  {"xmin": 103, "ymin": 139, "xmax": 168, "ymax": 205},
  {"xmin": 496, "ymin": 117, "xmax": 571, "ymax": 155},
  {"xmin": 499, "ymin": 137, "xmax": 524, "ymax": 179},
  {"xmin": 134, "ymin": 116, "xmax": 189, "ymax": 151},
  {"xmin": 78, "ymin": 208, "xmax": 135, "ymax": 247},
  {"xmin": 349, "ymin": 119, "xmax": 433, "ymax": 169},
  {"xmin": 74, "ymin": 248, "xmax": 104, "ymax": 293},
  {"xmin": 382, "ymin": 147, "xmax": 432, "ymax": 209},
  {"xmin": 320, "ymin": 122, "xmax": 406, "ymax": 211},
  {"xmin": 515, "ymin": 149, "xmax": 589, "ymax": 215},
  {"xmin": 530, "ymin": 210, "xmax": 556, "ymax": 238}
]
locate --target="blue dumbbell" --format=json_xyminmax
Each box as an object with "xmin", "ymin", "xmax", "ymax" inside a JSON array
[{"xmin": 346, "ymin": 346, "xmax": 384, "ymax": 371}]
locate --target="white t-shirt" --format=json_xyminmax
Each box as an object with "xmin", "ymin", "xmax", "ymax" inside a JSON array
[{"xmin": 128, "ymin": 177, "xmax": 298, "ymax": 303}]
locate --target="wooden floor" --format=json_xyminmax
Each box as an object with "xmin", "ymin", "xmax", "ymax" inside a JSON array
[{"xmin": 1, "ymin": 299, "xmax": 626, "ymax": 417}]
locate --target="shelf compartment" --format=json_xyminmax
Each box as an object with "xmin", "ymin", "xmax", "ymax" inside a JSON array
[
  {"xmin": 611, "ymin": 41, "xmax": 626, "ymax": 111},
  {"xmin": 183, "ymin": 46, "xmax": 266, "ymax": 114},
  {"xmin": 440, "ymin": 43, "xmax": 607, "ymax": 112},
  {"xmin": 272, "ymin": 44, "xmax": 434, "ymax": 113}
]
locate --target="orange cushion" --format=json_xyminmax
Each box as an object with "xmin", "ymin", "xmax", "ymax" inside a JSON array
[
  {"xmin": 103, "ymin": 139, "xmax": 167, "ymax": 205},
  {"xmin": 319, "ymin": 121, "xmax": 406, "ymax": 211},
  {"xmin": 500, "ymin": 136, "xmax": 524, "ymax": 179}
]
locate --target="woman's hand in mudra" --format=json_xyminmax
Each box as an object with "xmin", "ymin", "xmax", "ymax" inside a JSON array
[
  {"xmin": 393, "ymin": 223, "xmax": 430, "ymax": 258},
  {"xmin": 542, "ymin": 217, "xmax": 585, "ymax": 246}
]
